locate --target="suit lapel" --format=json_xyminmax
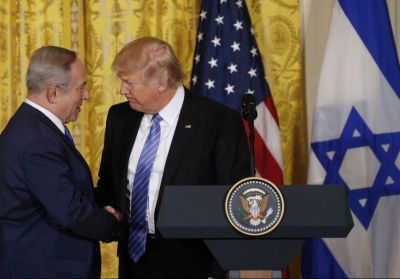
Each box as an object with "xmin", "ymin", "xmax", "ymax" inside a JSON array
[
  {"xmin": 21, "ymin": 103, "xmax": 94, "ymax": 177},
  {"xmin": 120, "ymin": 111, "xmax": 143, "ymax": 172},
  {"xmin": 117, "ymin": 109, "xmax": 143, "ymax": 211},
  {"xmin": 62, "ymin": 134, "xmax": 92, "ymax": 174},
  {"xmin": 161, "ymin": 92, "xmax": 198, "ymax": 187},
  {"xmin": 153, "ymin": 93, "xmax": 197, "ymax": 223}
]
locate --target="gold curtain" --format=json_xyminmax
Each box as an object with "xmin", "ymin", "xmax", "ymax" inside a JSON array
[
  {"xmin": 248, "ymin": 0, "xmax": 308, "ymax": 186},
  {"xmin": 0, "ymin": 0, "xmax": 306, "ymax": 277}
]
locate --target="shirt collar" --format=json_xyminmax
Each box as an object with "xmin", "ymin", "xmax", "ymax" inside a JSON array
[
  {"xmin": 25, "ymin": 99, "xmax": 65, "ymax": 134},
  {"xmin": 144, "ymin": 85, "xmax": 185, "ymax": 126}
]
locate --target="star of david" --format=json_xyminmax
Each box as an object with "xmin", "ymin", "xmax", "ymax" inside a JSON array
[{"xmin": 311, "ymin": 107, "xmax": 400, "ymax": 229}]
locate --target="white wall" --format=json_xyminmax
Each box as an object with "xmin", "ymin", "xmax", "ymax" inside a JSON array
[{"xmin": 301, "ymin": 0, "xmax": 400, "ymax": 142}]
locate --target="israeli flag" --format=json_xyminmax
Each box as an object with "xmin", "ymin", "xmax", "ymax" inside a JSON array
[{"xmin": 302, "ymin": 0, "xmax": 400, "ymax": 277}]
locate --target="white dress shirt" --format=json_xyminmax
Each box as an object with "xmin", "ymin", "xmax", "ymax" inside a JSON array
[
  {"xmin": 25, "ymin": 99, "xmax": 67, "ymax": 135},
  {"xmin": 127, "ymin": 85, "xmax": 185, "ymax": 233}
]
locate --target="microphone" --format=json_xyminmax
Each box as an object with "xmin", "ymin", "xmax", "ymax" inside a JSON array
[{"xmin": 241, "ymin": 94, "xmax": 258, "ymax": 121}]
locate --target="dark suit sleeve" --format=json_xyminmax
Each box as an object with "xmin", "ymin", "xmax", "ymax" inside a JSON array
[
  {"xmin": 94, "ymin": 109, "xmax": 117, "ymax": 207},
  {"xmin": 214, "ymin": 110, "xmax": 251, "ymax": 184},
  {"xmin": 23, "ymin": 136, "xmax": 121, "ymax": 242}
]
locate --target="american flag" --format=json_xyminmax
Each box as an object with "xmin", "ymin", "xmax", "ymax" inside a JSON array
[{"xmin": 190, "ymin": 0, "xmax": 283, "ymax": 185}]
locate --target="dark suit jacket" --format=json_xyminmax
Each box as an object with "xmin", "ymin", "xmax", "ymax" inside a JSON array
[
  {"xmin": 0, "ymin": 103, "xmax": 121, "ymax": 278},
  {"xmin": 95, "ymin": 90, "xmax": 251, "ymax": 277}
]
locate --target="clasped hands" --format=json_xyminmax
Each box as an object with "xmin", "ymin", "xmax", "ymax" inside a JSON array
[{"xmin": 104, "ymin": 205, "xmax": 123, "ymax": 222}]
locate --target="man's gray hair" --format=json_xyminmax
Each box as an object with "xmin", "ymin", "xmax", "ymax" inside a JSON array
[{"xmin": 26, "ymin": 46, "xmax": 77, "ymax": 94}]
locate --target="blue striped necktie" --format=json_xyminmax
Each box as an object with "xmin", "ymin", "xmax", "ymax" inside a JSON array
[
  {"xmin": 64, "ymin": 125, "xmax": 74, "ymax": 145},
  {"xmin": 128, "ymin": 113, "xmax": 162, "ymax": 263}
]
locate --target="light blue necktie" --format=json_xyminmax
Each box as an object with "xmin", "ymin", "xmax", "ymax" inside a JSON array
[
  {"xmin": 128, "ymin": 113, "xmax": 162, "ymax": 263},
  {"xmin": 64, "ymin": 125, "xmax": 74, "ymax": 145}
]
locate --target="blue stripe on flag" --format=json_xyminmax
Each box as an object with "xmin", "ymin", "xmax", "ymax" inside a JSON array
[
  {"xmin": 302, "ymin": 239, "xmax": 347, "ymax": 278},
  {"xmin": 339, "ymin": 0, "xmax": 400, "ymax": 97}
]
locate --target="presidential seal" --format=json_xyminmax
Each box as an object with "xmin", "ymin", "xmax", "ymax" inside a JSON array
[{"xmin": 225, "ymin": 177, "xmax": 285, "ymax": 236}]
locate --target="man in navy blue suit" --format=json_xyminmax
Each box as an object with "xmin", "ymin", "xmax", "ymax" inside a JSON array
[{"xmin": 0, "ymin": 46, "xmax": 122, "ymax": 278}]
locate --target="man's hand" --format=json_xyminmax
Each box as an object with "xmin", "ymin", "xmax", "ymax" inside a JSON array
[{"xmin": 104, "ymin": 205, "xmax": 123, "ymax": 222}]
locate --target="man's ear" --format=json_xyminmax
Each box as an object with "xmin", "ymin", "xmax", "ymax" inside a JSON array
[
  {"xmin": 46, "ymin": 85, "xmax": 58, "ymax": 104},
  {"xmin": 158, "ymin": 85, "xmax": 166, "ymax": 93},
  {"xmin": 158, "ymin": 78, "xmax": 167, "ymax": 93}
]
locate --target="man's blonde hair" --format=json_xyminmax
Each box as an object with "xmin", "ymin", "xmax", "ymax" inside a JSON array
[{"xmin": 112, "ymin": 37, "xmax": 184, "ymax": 88}]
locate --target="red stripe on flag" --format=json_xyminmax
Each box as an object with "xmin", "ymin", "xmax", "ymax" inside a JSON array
[
  {"xmin": 243, "ymin": 120, "xmax": 283, "ymax": 185},
  {"xmin": 264, "ymin": 96, "xmax": 280, "ymax": 125},
  {"xmin": 254, "ymin": 128, "xmax": 283, "ymax": 184}
]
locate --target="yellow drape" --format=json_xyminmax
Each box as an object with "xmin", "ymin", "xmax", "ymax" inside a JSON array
[{"xmin": 0, "ymin": 1, "xmax": 306, "ymax": 277}]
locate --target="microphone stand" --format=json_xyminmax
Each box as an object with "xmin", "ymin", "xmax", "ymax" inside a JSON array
[
  {"xmin": 247, "ymin": 110, "xmax": 256, "ymax": 176},
  {"xmin": 242, "ymin": 94, "xmax": 258, "ymax": 177}
]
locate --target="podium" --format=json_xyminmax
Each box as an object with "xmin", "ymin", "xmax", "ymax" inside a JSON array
[{"xmin": 156, "ymin": 185, "xmax": 353, "ymax": 270}]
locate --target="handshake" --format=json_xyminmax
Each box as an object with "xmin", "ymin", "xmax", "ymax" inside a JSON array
[{"xmin": 104, "ymin": 205, "xmax": 124, "ymax": 222}]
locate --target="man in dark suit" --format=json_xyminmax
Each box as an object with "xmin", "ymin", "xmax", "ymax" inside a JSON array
[
  {"xmin": 95, "ymin": 37, "xmax": 251, "ymax": 278},
  {"xmin": 0, "ymin": 46, "xmax": 122, "ymax": 278}
]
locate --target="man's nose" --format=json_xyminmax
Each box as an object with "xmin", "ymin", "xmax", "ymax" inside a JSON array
[
  {"xmin": 120, "ymin": 83, "xmax": 128, "ymax": 95},
  {"xmin": 83, "ymin": 88, "xmax": 90, "ymax": 100}
]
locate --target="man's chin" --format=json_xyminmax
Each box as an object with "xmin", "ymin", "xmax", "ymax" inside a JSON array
[
  {"xmin": 128, "ymin": 102, "xmax": 140, "ymax": 111},
  {"xmin": 66, "ymin": 115, "xmax": 79, "ymax": 123}
]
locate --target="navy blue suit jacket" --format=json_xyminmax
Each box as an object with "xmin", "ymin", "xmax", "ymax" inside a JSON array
[{"xmin": 0, "ymin": 103, "xmax": 121, "ymax": 278}]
